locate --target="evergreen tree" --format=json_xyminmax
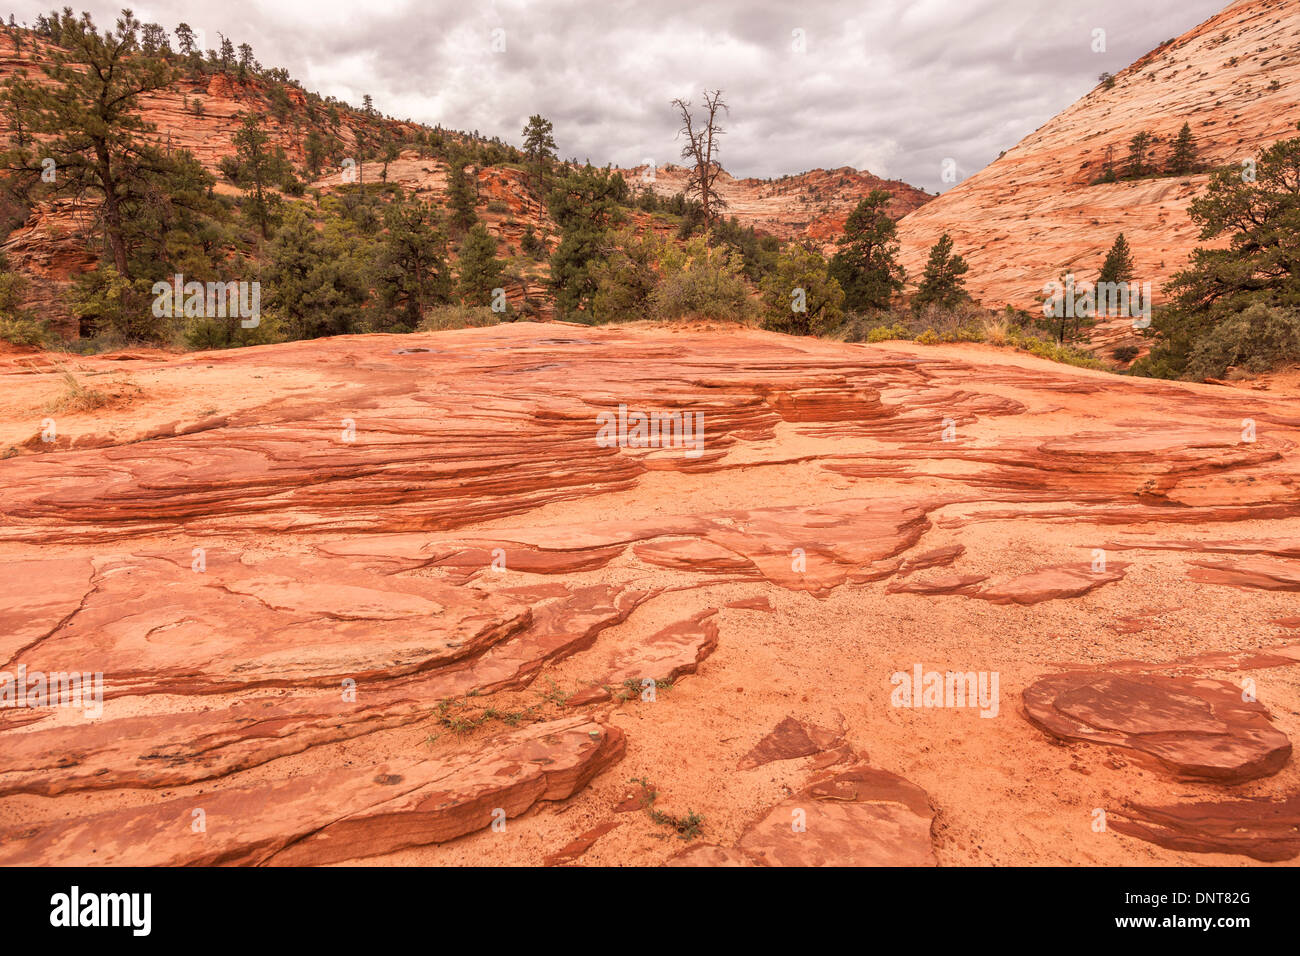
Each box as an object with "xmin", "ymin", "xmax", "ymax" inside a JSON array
[
  {"xmin": 521, "ymin": 114, "xmax": 556, "ymax": 188},
  {"xmin": 546, "ymin": 165, "xmax": 627, "ymax": 315},
  {"xmin": 218, "ymin": 34, "xmax": 235, "ymax": 70},
  {"xmin": 0, "ymin": 10, "xmax": 175, "ymax": 279},
  {"xmin": 520, "ymin": 224, "xmax": 545, "ymax": 260},
  {"xmin": 1097, "ymin": 233, "xmax": 1134, "ymax": 287},
  {"xmin": 1127, "ymin": 131, "xmax": 1153, "ymax": 178},
  {"xmin": 1166, "ymin": 122, "xmax": 1197, "ymax": 175},
  {"xmin": 456, "ymin": 224, "xmax": 505, "ymax": 307},
  {"xmin": 446, "ymin": 153, "xmax": 478, "ymax": 234},
  {"xmin": 231, "ymin": 112, "xmax": 293, "ymax": 238},
  {"xmin": 1138, "ymin": 124, "xmax": 1300, "ymax": 377},
  {"xmin": 265, "ymin": 206, "xmax": 371, "ymax": 339},
  {"xmin": 373, "ymin": 197, "xmax": 451, "ymax": 329},
  {"xmin": 174, "ymin": 22, "xmax": 197, "ymax": 58},
  {"xmin": 827, "ymin": 190, "xmax": 906, "ymax": 310},
  {"xmin": 913, "ymin": 233, "xmax": 969, "ymax": 309},
  {"xmin": 304, "ymin": 130, "xmax": 327, "ymax": 177}
]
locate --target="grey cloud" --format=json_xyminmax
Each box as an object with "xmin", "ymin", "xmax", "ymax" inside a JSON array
[{"xmin": 14, "ymin": 0, "xmax": 1227, "ymax": 191}]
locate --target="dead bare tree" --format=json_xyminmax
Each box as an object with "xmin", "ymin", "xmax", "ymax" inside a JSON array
[{"xmin": 671, "ymin": 90, "xmax": 728, "ymax": 221}]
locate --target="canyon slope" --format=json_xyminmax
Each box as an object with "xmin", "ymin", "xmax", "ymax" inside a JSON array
[
  {"xmin": 1, "ymin": 324, "xmax": 1298, "ymax": 865},
  {"xmin": 895, "ymin": 0, "xmax": 1300, "ymax": 310},
  {"xmin": 620, "ymin": 162, "xmax": 933, "ymax": 242}
]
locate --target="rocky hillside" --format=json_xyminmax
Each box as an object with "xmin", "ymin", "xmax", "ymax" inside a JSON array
[
  {"xmin": 0, "ymin": 26, "xmax": 931, "ymax": 338},
  {"xmin": 895, "ymin": 0, "xmax": 1300, "ymax": 310},
  {"xmin": 0, "ymin": 30, "xmax": 445, "ymax": 334},
  {"xmin": 620, "ymin": 162, "xmax": 932, "ymax": 242}
]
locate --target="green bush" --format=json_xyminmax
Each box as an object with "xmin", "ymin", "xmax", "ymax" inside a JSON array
[
  {"xmin": 864, "ymin": 322, "xmax": 912, "ymax": 342},
  {"xmin": 0, "ymin": 314, "xmax": 50, "ymax": 346},
  {"xmin": 182, "ymin": 313, "xmax": 284, "ymax": 350},
  {"xmin": 0, "ymin": 264, "xmax": 50, "ymax": 346},
  {"xmin": 1184, "ymin": 303, "xmax": 1300, "ymax": 379},
  {"xmin": 67, "ymin": 265, "xmax": 169, "ymax": 342},
  {"xmin": 651, "ymin": 237, "xmax": 753, "ymax": 321}
]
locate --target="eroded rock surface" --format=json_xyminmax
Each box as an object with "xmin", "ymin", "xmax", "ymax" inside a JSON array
[
  {"xmin": 3, "ymin": 323, "xmax": 1300, "ymax": 866},
  {"xmin": 1110, "ymin": 793, "xmax": 1300, "ymax": 862},
  {"xmin": 1023, "ymin": 673, "xmax": 1292, "ymax": 783}
]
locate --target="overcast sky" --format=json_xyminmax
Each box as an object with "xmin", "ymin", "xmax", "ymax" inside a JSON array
[{"xmin": 13, "ymin": 0, "xmax": 1230, "ymax": 192}]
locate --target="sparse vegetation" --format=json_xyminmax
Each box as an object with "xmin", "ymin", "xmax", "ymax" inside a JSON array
[
  {"xmin": 629, "ymin": 778, "xmax": 704, "ymax": 840},
  {"xmin": 1136, "ymin": 124, "xmax": 1300, "ymax": 379},
  {"xmin": 45, "ymin": 369, "xmax": 110, "ymax": 412}
]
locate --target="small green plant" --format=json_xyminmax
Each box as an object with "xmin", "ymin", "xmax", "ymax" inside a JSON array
[
  {"xmin": 536, "ymin": 678, "xmax": 571, "ymax": 706},
  {"xmin": 630, "ymin": 777, "xmax": 704, "ymax": 841}
]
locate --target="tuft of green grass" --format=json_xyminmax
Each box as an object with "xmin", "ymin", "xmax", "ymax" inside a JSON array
[{"xmin": 629, "ymin": 777, "xmax": 703, "ymax": 841}]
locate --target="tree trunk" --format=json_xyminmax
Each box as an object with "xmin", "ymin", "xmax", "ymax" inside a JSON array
[{"xmin": 96, "ymin": 142, "xmax": 130, "ymax": 278}]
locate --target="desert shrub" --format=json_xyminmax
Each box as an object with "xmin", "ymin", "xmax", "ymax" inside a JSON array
[
  {"xmin": 982, "ymin": 315, "xmax": 1010, "ymax": 345},
  {"xmin": 1183, "ymin": 303, "xmax": 1300, "ymax": 379},
  {"xmin": 67, "ymin": 265, "xmax": 170, "ymax": 342},
  {"xmin": 910, "ymin": 300, "xmax": 987, "ymax": 341},
  {"xmin": 865, "ymin": 322, "xmax": 912, "ymax": 342},
  {"xmin": 588, "ymin": 229, "xmax": 661, "ymax": 323},
  {"xmin": 0, "ymin": 315, "xmax": 49, "ymax": 346},
  {"xmin": 418, "ymin": 304, "xmax": 502, "ymax": 331},
  {"xmin": 486, "ymin": 200, "xmax": 509, "ymax": 214},
  {"xmin": 1112, "ymin": 345, "xmax": 1140, "ymax": 363},
  {"xmin": 44, "ymin": 370, "xmax": 109, "ymax": 412},
  {"xmin": 182, "ymin": 313, "xmax": 285, "ymax": 350},
  {"xmin": 0, "ymin": 264, "xmax": 50, "ymax": 346},
  {"xmin": 1010, "ymin": 332, "xmax": 1105, "ymax": 369},
  {"xmin": 652, "ymin": 237, "xmax": 753, "ymax": 321},
  {"xmin": 760, "ymin": 245, "xmax": 843, "ymax": 336}
]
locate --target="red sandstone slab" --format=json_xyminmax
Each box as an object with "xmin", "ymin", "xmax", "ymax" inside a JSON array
[
  {"xmin": 977, "ymin": 563, "xmax": 1128, "ymax": 605},
  {"xmin": 0, "ymin": 717, "xmax": 624, "ymax": 866},
  {"xmin": 1023, "ymin": 672, "xmax": 1292, "ymax": 783},
  {"xmin": 1110, "ymin": 793, "xmax": 1300, "ymax": 862}
]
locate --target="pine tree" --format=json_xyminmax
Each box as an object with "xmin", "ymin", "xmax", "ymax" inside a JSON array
[
  {"xmin": 446, "ymin": 153, "xmax": 479, "ymax": 234},
  {"xmin": 174, "ymin": 23, "xmax": 197, "ymax": 58},
  {"xmin": 232, "ymin": 112, "xmax": 293, "ymax": 238},
  {"xmin": 373, "ymin": 198, "xmax": 451, "ymax": 328},
  {"xmin": 456, "ymin": 224, "xmax": 505, "ymax": 307},
  {"xmin": 913, "ymin": 233, "xmax": 969, "ymax": 309},
  {"xmin": 1127, "ymin": 131, "xmax": 1153, "ymax": 178},
  {"xmin": 217, "ymin": 34, "xmax": 235, "ymax": 70},
  {"xmin": 521, "ymin": 114, "xmax": 556, "ymax": 188},
  {"xmin": 0, "ymin": 10, "xmax": 175, "ymax": 279},
  {"xmin": 1166, "ymin": 122, "xmax": 1197, "ymax": 175},
  {"xmin": 1098, "ymin": 233, "xmax": 1134, "ymax": 286},
  {"xmin": 827, "ymin": 190, "xmax": 906, "ymax": 310},
  {"xmin": 546, "ymin": 165, "xmax": 627, "ymax": 315}
]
